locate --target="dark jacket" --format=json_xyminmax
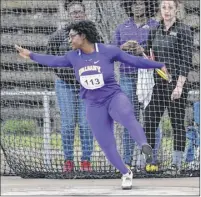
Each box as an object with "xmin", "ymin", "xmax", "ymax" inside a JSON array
[
  {"xmin": 146, "ymin": 20, "xmax": 193, "ymax": 78},
  {"xmin": 46, "ymin": 26, "xmax": 79, "ymax": 85}
]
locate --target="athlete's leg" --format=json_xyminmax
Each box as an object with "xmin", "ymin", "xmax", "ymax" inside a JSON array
[
  {"xmin": 108, "ymin": 92, "xmax": 152, "ymax": 162},
  {"xmin": 85, "ymin": 101, "xmax": 129, "ymax": 175},
  {"xmin": 120, "ymin": 74, "xmax": 136, "ymax": 166}
]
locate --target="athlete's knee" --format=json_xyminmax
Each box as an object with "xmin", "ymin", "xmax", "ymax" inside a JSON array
[
  {"xmin": 101, "ymin": 142, "xmax": 117, "ymax": 154},
  {"xmin": 96, "ymin": 135, "xmax": 116, "ymax": 150}
]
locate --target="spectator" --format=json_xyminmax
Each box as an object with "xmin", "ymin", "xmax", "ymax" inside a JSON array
[
  {"xmin": 144, "ymin": 0, "xmax": 193, "ymax": 175},
  {"xmin": 46, "ymin": 0, "xmax": 94, "ymax": 172},
  {"xmin": 185, "ymin": 101, "xmax": 200, "ymax": 169},
  {"xmin": 112, "ymin": 0, "xmax": 160, "ymax": 170}
]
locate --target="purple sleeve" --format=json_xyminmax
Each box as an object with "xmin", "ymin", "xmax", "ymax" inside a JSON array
[
  {"xmin": 30, "ymin": 52, "xmax": 73, "ymax": 68},
  {"xmin": 111, "ymin": 45, "xmax": 164, "ymax": 69},
  {"xmin": 112, "ymin": 27, "xmax": 121, "ymax": 47}
]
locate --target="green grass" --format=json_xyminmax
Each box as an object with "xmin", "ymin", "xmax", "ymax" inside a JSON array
[
  {"xmin": 1, "ymin": 132, "xmax": 102, "ymax": 169},
  {"xmin": 1, "ymin": 132, "xmax": 194, "ymax": 171},
  {"xmin": 2, "ymin": 133, "xmax": 172, "ymax": 151},
  {"xmin": 160, "ymin": 137, "xmax": 173, "ymax": 167},
  {"xmin": 1, "ymin": 133, "xmax": 102, "ymax": 150},
  {"xmin": 1, "ymin": 130, "xmax": 174, "ymax": 169},
  {"xmin": 2, "ymin": 133, "xmax": 61, "ymax": 149}
]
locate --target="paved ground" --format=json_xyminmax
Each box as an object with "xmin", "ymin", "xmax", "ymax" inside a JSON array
[{"xmin": 1, "ymin": 176, "xmax": 199, "ymax": 196}]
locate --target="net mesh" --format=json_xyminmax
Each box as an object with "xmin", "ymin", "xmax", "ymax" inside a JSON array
[{"xmin": 1, "ymin": 0, "xmax": 200, "ymax": 178}]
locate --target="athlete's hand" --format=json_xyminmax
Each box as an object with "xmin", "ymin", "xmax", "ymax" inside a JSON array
[
  {"xmin": 160, "ymin": 65, "xmax": 172, "ymax": 83},
  {"xmin": 160, "ymin": 65, "xmax": 168, "ymax": 75},
  {"xmin": 15, "ymin": 44, "xmax": 31, "ymax": 59}
]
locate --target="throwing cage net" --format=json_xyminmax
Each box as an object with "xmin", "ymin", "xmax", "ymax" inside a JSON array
[{"xmin": 1, "ymin": 0, "xmax": 200, "ymax": 178}]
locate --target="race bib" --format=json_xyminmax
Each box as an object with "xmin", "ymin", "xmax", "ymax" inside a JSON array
[{"xmin": 80, "ymin": 74, "xmax": 104, "ymax": 90}]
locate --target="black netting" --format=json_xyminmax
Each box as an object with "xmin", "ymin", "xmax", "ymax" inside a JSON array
[{"xmin": 1, "ymin": 0, "xmax": 200, "ymax": 178}]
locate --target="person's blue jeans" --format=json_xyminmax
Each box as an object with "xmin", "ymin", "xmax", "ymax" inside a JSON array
[
  {"xmin": 186, "ymin": 126, "xmax": 200, "ymax": 162},
  {"xmin": 120, "ymin": 74, "xmax": 162, "ymax": 165},
  {"xmin": 55, "ymin": 79, "xmax": 93, "ymax": 161},
  {"xmin": 186, "ymin": 102, "xmax": 200, "ymax": 163}
]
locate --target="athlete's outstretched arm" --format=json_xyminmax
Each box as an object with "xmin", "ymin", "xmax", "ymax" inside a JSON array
[
  {"xmin": 110, "ymin": 45, "xmax": 164, "ymax": 69},
  {"xmin": 15, "ymin": 44, "xmax": 72, "ymax": 68},
  {"xmin": 30, "ymin": 53, "xmax": 72, "ymax": 67}
]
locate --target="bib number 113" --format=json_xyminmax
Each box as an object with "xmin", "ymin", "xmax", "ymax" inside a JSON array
[
  {"xmin": 80, "ymin": 74, "xmax": 104, "ymax": 90},
  {"xmin": 85, "ymin": 78, "xmax": 100, "ymax": 86}
]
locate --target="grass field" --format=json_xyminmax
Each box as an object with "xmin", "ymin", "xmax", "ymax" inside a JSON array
[
  {"xmin": 2, "ymin": 132, "xmax": 172, "ymax": 151},
  {"xmin": 1, "ymin": 132, "xmax": 174, "ymax": 168},
  {"xmin": 1, "ymin": 130, "xmax": 198, "ymax": 178}
]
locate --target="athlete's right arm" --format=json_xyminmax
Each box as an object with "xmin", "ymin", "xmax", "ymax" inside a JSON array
[
  {"xmin": 30, "ymin": 53, "xmax": 72, "ymax": 68},
  {"xmin": 15, "ymin": 44, "xmax": 73, "ymax": 68}
]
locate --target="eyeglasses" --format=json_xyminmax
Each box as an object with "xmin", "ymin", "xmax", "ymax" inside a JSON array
[
  {"xmin": 69, "ymin": 10, "xmax": 85, "ymax": 16},
  {"xmin": 69, "ymin": 33, "xmax": 79, "ymax": 39}
]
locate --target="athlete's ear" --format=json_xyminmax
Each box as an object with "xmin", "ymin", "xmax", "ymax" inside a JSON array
[{"xmin": 81, "ymin": 33, "xmax": 86, "ymax": 40}]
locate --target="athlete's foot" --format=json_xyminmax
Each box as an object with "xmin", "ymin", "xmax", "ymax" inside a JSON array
[
  {"xmin": 142, "ymin": 144, "xmax": 153, "ymax": 164},
  {"xmin": 121, "ymin": 170, "xmax": 133, "ymax": 190}
]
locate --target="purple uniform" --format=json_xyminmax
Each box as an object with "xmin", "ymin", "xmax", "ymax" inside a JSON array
[
  {"xmin": 30, "ymin": 43, "xmax": 164, "ymax": 174},
  {"xmin": 113, "ymin": 18, "xmax": 159, "ymax": 47},
  {"xmin": 30, "ymin": 43, "xmax": 163, "ymax": 100},
  {"xmin": 112, "ymin": 18, "xmax": 159, "ymax": 73}
]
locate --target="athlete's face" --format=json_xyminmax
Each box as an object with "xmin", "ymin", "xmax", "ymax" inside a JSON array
[{"xmin": 68, "ymin": 29, "xmax": 85, "ymax": 50}]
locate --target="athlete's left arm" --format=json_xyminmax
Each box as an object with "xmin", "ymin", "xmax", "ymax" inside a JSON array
[{"xmin": 110, "ymin": 45, "xmax": 164, "ymax": 69}]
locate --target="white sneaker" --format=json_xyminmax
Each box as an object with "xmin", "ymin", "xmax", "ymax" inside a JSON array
[{"xmin": 121, "ymin": 170, "xmax": 133, "ymax": 190}]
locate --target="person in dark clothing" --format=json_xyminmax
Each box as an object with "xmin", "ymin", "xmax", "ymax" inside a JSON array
[
  {"xmin": 143, "ymin": 0, "xmax": 193, "ymax": 174},
  {"xmin": 46, "ymin": 0, "xmax": 94, "ymax": 172}
]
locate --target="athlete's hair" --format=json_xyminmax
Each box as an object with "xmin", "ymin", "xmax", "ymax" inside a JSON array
[{"xmin": 67, "ymin": 20, "xmax": 100, "ymax": 43}]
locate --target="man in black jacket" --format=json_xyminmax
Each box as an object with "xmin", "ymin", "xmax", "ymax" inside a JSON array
[{"xmin": 46, "ymin": 0, "xmax": 94, "ymax": 172}]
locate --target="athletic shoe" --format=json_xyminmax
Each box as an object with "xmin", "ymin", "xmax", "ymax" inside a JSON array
[
  {"xmin": 142, "ymin": 144, "xmax": 153, "ymax": 164},
  {"xmin": 145, "ymin": 164, "xmax": 159, "ymax": 172},
  {"xmin": 63, "ymin": 160, "xmax": 74, "ymax": 172},
  {"xmin": 121, "ymin": 170, "xmax": 133, "ymax": 190},
  {"xmin": 80, "ymin": 160, "xmax": 92, "ymax": 172}
]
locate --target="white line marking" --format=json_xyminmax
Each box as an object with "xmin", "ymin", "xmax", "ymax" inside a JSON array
[{"xmin": 2, "ymin": 187, "xmax": 199, "ymax": 196}]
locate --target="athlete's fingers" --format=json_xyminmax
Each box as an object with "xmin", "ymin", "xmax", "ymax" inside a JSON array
[{"xmin": 15, "ymin": 44, "xmax": 23, "ymax": 52}]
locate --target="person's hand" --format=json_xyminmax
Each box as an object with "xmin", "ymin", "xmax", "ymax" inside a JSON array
[
  {"xmin": 171, "ymin": 86, "xmax": 183, "ymax": 100},
  {"xmin": 120, "ymin": 40, "xmax": 144, "ymax": 55},
  {"xmin": 15, "ymin": 44, "xmax": 31, "ymax": 59}
]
